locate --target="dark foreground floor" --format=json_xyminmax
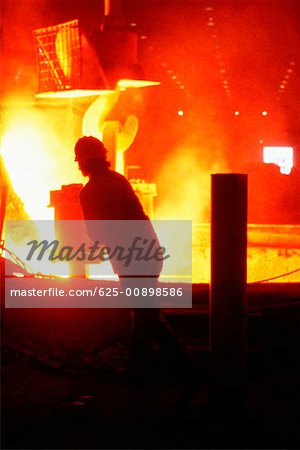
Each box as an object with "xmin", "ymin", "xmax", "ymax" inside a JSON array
[{"xmin": 2, "ymin": 284, "xmax": 300, "ymax": 449}]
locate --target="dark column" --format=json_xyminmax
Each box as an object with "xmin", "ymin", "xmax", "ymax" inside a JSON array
[{"xmin": 210, "ymin": 173, "xmax": 248, "ymax": 411}]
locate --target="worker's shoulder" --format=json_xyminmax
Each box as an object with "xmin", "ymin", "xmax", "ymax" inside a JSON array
[
  {"xmin": 79, "ymin": 171, "xmax": 130, "ymax": 196},
  {"xmin": 79, "ymin": 180, "xmax": 92, "ymax": 200},
  {"xmin": 105, "ymin": 170, "xmax": 134, "ymax": 192},
  {"xmin": 107, "ymin": 170, "xmax": 130, "ymax": 183}
]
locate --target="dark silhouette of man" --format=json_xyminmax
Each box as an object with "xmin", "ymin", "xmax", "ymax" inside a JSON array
[{"xmin": 75, "ymin": 136, "xmax": 200, "ymax": 400}]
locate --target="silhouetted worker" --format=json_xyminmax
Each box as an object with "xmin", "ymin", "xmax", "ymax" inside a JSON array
[{"xmin": 75, "ymin": 136, "xmax": 200, "ymax": 400}]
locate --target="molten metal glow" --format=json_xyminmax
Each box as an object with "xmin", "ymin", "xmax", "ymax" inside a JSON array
[
  {"xmin": 82, "ymin": 92, "xmax": 119, "ymax": 139},
  {"xmin": 35, "ymin": 90, "xmax": 114, "ymax": 99},
  {"xmin": 192, "ymin": 224, "xmax": 300, "ymax": 283},
  {"xmin": 117, "ymin": 79, "xmax": 160, "ymax": 89},
  {"xmin": 82, "ymin": 91, "xmax": 139, "ymax": 175},
  {"xmin": 1, "ymin": 106, "xmax": 85, "ymax": 220},
  {"xmin": 1, "ymin": 124, "xmax": 54, "ymax": 219},
  {"xmin": 263, "ymin": 146, "xmax": 293, "ymax": 175}
]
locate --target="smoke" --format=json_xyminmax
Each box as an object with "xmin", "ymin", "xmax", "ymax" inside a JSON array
[
  {"xmin": 134, "ymin": 1, "xmax": 300, "ymax": 224},
  {"xmin": 155, "ymin": 137, "xmax": 228, "ymax": 222}
]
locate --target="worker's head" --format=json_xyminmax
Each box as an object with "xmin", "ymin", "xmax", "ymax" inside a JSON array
[{"xmin": 74, "ymin": 136, "xmax": 110, "ymax": 176}]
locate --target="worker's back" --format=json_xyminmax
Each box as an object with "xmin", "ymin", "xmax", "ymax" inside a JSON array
[{"xmin": 80, "ymin": 168, "xmax": 147, "ymax": 221}]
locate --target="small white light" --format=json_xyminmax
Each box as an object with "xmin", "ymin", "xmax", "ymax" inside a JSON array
[
  {"xmin": 178, "ymin": 110, "xmax": 184, "ymax": 116},
  {"xmin": 262, "ymin": 110, "xmax": 268, "ymax": 116},
  {"xmin": 234, "ymin": 111, "xmax": 240, "ymax": 116}
]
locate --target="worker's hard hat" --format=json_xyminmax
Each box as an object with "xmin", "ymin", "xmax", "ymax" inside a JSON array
[{"xmin": 74, "ymin": 136, "xmax": 107, "ymax": 162}]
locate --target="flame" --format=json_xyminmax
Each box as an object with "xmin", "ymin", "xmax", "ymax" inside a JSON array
[
  {"xmin": 117, "ymin": 79, "xmax": 160, "ymax": 89},
  {"xmin": 36, "ymin": 90, "xmax": 114, "ymax": 99},
  {"xmin": 0, "ymin": 104, "xmax": 85, "ymax": 220},
  {"xmin": 1, "ymin": 123, "xmax": 54, "ymax": 220}
]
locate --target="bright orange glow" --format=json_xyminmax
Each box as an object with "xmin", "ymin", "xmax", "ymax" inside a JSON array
[
  {"xmin": 1, "ymin": 105, "xmax": 85, "ymax": 220},
  {"xmin": 1, "ymin": 124, "xmax": 54, "ymax": 219},
  {"xmin": 35, "ymin": 90, "xmax": 114, "ymax": 99},
  {"xmin": 55, "ymin": 25, "xmax": 78, "ymax": 80},
  {"xmin": 82, "ymin": 90, "xmax": 139, "ymax": 175},
  {"xmin": 192, "ymin": 224, "xmax": 300, "ymax": 283},
  {"xmin": 117, "ymin": 79, "xmax": 160, "ymax": 89},
  {"xmin": 82, "ymin": 91, "xmax": 119, "ymax": 140},
  {"xmin": 5, "ymin": 221, "xmax": 71, "ymax": 277},
  {"xmin": 1, "ymin": 102, "xmax": 298, "ymax": 283},
  {"xmin": 155, "ymin": 145, "xmax": 229, "ymax": 222}
]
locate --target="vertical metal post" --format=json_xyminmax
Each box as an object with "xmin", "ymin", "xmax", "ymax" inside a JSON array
[{"xmin": 210, "ymin": 173, "xmax": 248, "ymax": 410}]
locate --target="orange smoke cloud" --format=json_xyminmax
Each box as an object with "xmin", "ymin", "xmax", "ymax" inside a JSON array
[{"xmin": 155, "ymin": 143, "xmax": 228, "ymax": 222}]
